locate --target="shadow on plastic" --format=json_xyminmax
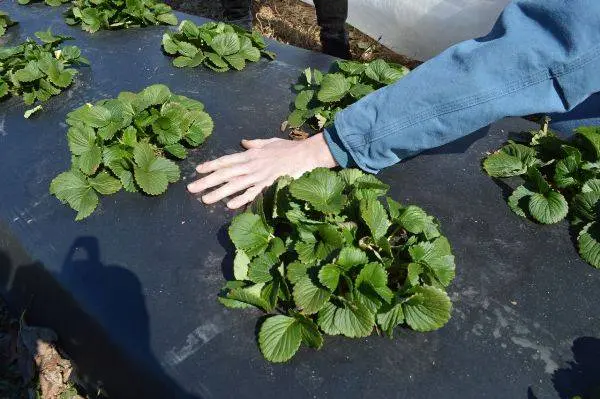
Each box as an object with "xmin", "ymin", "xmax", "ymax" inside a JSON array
[
  {"xmin": 552, "ymin": 336, "xmax": 600, "ymax": 399},
  {"xmin": 0, "ymin": 237, "xmax": 200, "ymax": 399}
]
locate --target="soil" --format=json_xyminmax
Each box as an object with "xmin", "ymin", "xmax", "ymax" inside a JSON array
[{"xmin": 165, "ymin": 0, "xmax": 421, "ymax": 69}]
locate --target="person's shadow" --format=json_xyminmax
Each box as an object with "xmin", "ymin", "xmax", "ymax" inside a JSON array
[
  {"xmin": 0, "ymin": 237, "xmax": 200, "ymax": 399},
  {"xmin": 552, "ymin": 337, "xmax": 600, "ymax": 399}
]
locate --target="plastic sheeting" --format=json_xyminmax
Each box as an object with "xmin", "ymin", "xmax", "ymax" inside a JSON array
[{"xmin": 303, "ymin": 0, "xmax": 511, "ymax": 61}]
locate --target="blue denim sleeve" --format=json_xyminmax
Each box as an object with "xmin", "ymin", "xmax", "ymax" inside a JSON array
[{"xmin": 323, "ymin": 0, "xmax": 600, "ymax": 173}]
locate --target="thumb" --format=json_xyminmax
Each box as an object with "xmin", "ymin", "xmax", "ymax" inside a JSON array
[{"xmin": 241, "ymin": 137, "xmax": 281, "ymax": 149}]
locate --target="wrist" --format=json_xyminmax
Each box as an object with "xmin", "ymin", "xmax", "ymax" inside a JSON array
[{"xmin": 308, "ymin": 133, "xmax": 338, "ymax": 168}]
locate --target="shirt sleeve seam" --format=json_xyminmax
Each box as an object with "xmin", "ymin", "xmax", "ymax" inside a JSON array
[
  {"xmin": 332, "ymin": 119, "xmax": 379, "ymax": 173},
  {"xmin": 344, "ymin": 43, "xmax": 600, "ymax": 150}
]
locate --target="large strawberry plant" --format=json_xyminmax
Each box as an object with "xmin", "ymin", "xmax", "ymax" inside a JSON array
[
  {"xmin": 287, "ymin": 59, "xmax": 409, "ymax": 131},
  {"xmin": 0, "ymin": 29, "xmax": 89, "ymax": 118},
  {"xmin": 0, "ymin": 11, "xmax": 17, "ymax": 36},
  {"xmin": 161, "ymin": 20, "xmax": 275, "ymax": 72},
  {"xmin": 64, "ymin": 0, "xmax": 177, "ymax": 33},
  {"xmin": 50, "ymin": 84, "xmax": 214, "ymax": 220},
  {"xmin": 220, "ymin": 168, "xmax": 455, "ymax": 363},
  {"xmin": 484, "ymin": 118, "xmax": 600, "ymax": 268}
]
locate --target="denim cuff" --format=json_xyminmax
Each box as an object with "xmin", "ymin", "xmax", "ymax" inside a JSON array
[{"xmin": 323, "ymin": 124, "xmax": 356, "ymax": 168}]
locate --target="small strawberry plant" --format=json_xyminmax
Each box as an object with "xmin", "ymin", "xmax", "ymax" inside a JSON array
[
  {"xmin": 64, "ymin": 0, "xmax": 177, "ymax": 33},
  {"xmin": 18, "ymin": 0, "xmax": 70, "ymax": 7},
  {"xmin": 0, "ymin": 11, "xmax": 17, "ymax": 36},
  {"xmin": 0, "ymin": 29, "xmax": 89, "ymax": 118},
  {"xmin": 287, "ymin": 59, "xmax": 409, "ymax": 131},
  {"xmin": 484, "ymin": 118, "xmax": 600, "ymax": 268},
  {"xmin": 50, "ymin": 84, "xmax": 214, "ymax": 220},
  {"xmin": 161, "ymin": 20, "xmax": 275, "ymax": 72},
  {"xmin": 220, "ymin": 168, "xmax": 455, "ymax": 362}
]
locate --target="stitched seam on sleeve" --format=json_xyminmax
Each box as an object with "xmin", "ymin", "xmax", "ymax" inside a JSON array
[{"xmin": 346, "ymin": 44, "xmax": 600, "ymax": 149}]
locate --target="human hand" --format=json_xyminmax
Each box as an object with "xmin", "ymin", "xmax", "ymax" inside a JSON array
[{"xmin": 187, "ymin": 132, "xmax": 338, "ymax": 209}]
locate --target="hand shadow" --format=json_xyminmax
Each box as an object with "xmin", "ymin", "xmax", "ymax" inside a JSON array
[
  {"xmin": 0, "ymin": 237, "xmax": 200, "ymax": 399},
  {"xmin": 552, "ymin": 337, "xmax": 600, "ymax": 399}
]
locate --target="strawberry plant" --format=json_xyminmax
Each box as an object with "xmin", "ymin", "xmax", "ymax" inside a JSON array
[
  {"xmin": 161, "ymin": 20, "xmax": 275, "ymax": 72},
  {"xmin": 64, "ymin": 0, "xmax": 177, "ymax": 33},
  {"xmin": 49, "ymin": 84, "xmax": 214, "ymax": 220},
  {"xmin": 220, "ymin": 168, "xmax": 455, "ymax": 362},
  {"xmin": 0, "ymin": 29, "xmax": 89, "ymax": 118},
  {"xmin": 0, "ymin": 11, "xmax": 17, "ymax": 36},
  {"xmin": 18, "ymin": 0, "xmax": 69, "ymax": 6},
  {"xmin": 287, "ymin": 59, "xmax": 409, "ymax": 131},
  {"xmin": 484, "ymin": 118, "xmax": 600, "ymax": 268}
]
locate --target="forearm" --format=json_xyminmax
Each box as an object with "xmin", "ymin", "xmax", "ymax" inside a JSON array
[{"xmin": 326, "ymin": 0, "xmax": 600, "ymax": 173}]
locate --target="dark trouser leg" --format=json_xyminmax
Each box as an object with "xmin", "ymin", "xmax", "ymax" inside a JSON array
[
  {"xmin": 313, "ymin": 0, "xmax": 350, "ymax": 59},
  {"xmin": 221, "ymin": 0, "xmax": 252, "ymax": 30}
]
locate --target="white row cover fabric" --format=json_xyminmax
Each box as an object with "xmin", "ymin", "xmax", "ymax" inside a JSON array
[{"xmin": 302, "ymin": 0, "xmax": 511, "ymax": 61}]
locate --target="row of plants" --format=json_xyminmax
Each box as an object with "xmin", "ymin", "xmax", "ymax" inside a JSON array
[
  {"xmin": 484, "ymin": 118, "xmax": 600, "ymax": 268},
  {"xmin": 17, "ymin": 0, "xmax": 178, "ymax": 33},
  {"xmin": 0, "ymin": 28, "xmax": 89, "ymax": 117},
  {"xmin": 64, "ymin": 0, "xmax": 177, "ymax": 33},
  {"xmin": 18, "ymin": 0, "xmax": 70, "ymax": 6},
  {"xmin": 1, "ymin": 19, "xmax": 276, "ymax": 118}
]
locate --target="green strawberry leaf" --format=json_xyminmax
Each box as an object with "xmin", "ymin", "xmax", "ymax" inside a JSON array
[
  {"xmin": 88, "ymin": 171, "xmax": 122, "ymax": 195},
  {"xmin": 528, "ymin": 191, "xmax": 568, "ymax": 224},
  {"xmin": 229, "ymin": 212, "xmax": 273, "ymax": 257},
  {"xmin": 247, "ymin": 252, "xmax": 278, "ymax": 284},
  {"xmin": 210, "ymin": 32, "xmax": 241, "ymax": 56},
  {"xmin": 576, "ymin": 126, "xmax": 600, "ymax": 160},
  {"xmin": 318, "ymin": 264, "xmax": 341, "ymax": 292},
  {"xmin": 360, "ymin": 198, "xmax": 391, "ymax": 240},
  {"xmin": 572, "ymin": 191, "xmax": 600, "ymax": 221},
  {"xmin": 295, "ymin": 314, "xmax": 323, "ymax": 349},
  {"xmin": 293, "ymin": 277, "xmax": 330, "ymax": 315},
  {"xmin": 377, "ymin": 303, "xmax": 405, "ymax": 337},
  {"xmin": 132, "ymin": 142, "xmax": 179, "ymax": 195},
  {"xmin": 578, "ymin": 222, "xmax": 600, "ymax": 269},
  {"xmin": 356, "ymin": 262, "xmax": 393, "ymax": 303},
  {"xmin": 317, "ymin": 73, "xmax": 351, "ymax": 103},
  {"xmin": 507, "ymin": 185, "xmax": 533, "ymax": 218},
  {"xmin": 258, "ymin": 315, "xmax": 302, "ymax": 363},
  {"xmin": 336, "ymin": 246, "xmax": 368, "ymax": 270},
  {"xmin": 49, "ymin": 170, "xmax": 99, "ymax": 220},
  {"xmin": 67, "ymin": 124, "xmax": 102, "ymax": 175},
  {"xmin": 333, "ymin": 299, "xmax": 375, "ymax": 338},
  {"xmin": 402, "ymin": 286, "xmax": 452, "ymax": 332},
  {"xmin": 294, "ymin": 90, "xmax": 314, "ymax": 111},
  {"xmin": 483, "ymin": 143, "xmax": 538, "ymax": 177},
  {"xmin": 225, "ymin": 283, "xmax": 270, "ymax": 310},
  {"xmin": 582, "ymin": 179, "xmax": 600, "ymax": 193},
  {"xmin": 289, "ymin": 168, "xmax": 346, "ymax": 214},
  {"xmin": 554, "ymin": 155, "xmax": 582, "ymax": 188}
]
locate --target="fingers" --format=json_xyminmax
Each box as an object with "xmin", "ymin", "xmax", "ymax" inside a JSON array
[
  {"xmin": 201, "ymin": 174, "xmax": 263, "ymax": 204},
  {"xmin": 187, "ymin": 164, "xmax": 252, "ymax": 193},
  {"xmin": 226, "ymin": 184, "xmax": 266, "ymax": 209},
  {"xmin": 241, "ymin": 138, "xmax": 281, "ymax": 149},
  {"xmin": 195, "ymin": 152, "xmax": 249, "ymax": 174}
]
